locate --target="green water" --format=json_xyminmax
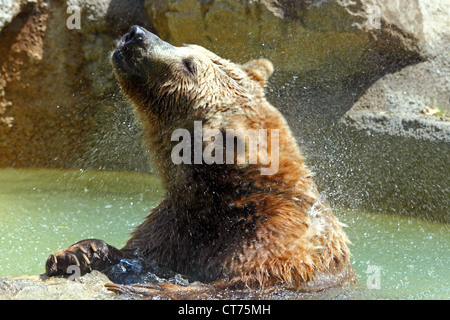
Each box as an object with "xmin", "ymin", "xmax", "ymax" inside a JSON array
[
  {"xmin": 0, "ymin": 168, "xmax": 163, "ymax": 276},
  {"xmin": 339, "ymin": 210, "xmax": 449, "ymax": 299},
  {"xmin": 0, "ymin": 168, "xmax": 448, "ymax": 299}
]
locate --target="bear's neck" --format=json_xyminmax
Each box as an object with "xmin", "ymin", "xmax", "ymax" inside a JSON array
[
  {"xmin": 135, "ymin": 107, "xmax": 196, "ymax": 190},
  {"xmin": 135, "ymin": 97, "xmax": 312, "ymax": 216}
]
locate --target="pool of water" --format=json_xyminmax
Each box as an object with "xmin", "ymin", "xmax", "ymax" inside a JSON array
[
  {"xmin": 0, "ymin": 168, "xmax": 448, "ymax": 299},
  {"xmin": 0, "ymin": 168, "xmax": 162, "ymax": 276}
]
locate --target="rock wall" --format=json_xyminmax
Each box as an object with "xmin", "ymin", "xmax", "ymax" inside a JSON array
[
  {"xmin": 0, "ymin": 0, "xmax": 153, "ymax": 170},
  {"xmin": 340, "ymin": 0, "xmax": 450, "ymax": 142}
]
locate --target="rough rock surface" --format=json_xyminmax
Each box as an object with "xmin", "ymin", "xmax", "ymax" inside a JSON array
[
  {"xmin": 145, "ymin": 0, "xmax": 427, "ymax": 83},
  {"xmin": 0, "ymin": 271, "xmax": 119, "ymax": 299},
  {"xmin": 0, "ymin": 0, "xmax": 32, "ymax": 30},
  {"xmin": 0, "ymin": 0, "xmax": 153, "ymax": 170},
  {"xmin": 341, "ymin": 0, "xmax": 450, "ymax": 142},
  {"xmin": 341, "ymin": 58, "xmax": 450, "ymax": 142}
]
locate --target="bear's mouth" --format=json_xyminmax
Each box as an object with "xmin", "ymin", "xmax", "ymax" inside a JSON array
[
  {"xmin": 112, "ymin": 48, "xmax": 129, "ymax": 73},
  {"xmin": 112, "ymin": 42, "xmax": 142, "ymax": 76},
  {"xmin": 112, "ymin": 30, "xmax": 148, "ymax": 76},
  {"xmin": 113, "ymin": 49, "xmax": 124, "ymax": 62}
]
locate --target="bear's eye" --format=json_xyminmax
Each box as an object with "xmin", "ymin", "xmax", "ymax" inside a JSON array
[{"xmin": 182, "ymin": 58, "xmax": 196, "ymax": 74}]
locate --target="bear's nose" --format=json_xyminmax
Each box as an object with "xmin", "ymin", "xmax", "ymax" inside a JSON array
[
  {"xmin": 119, "ymin": 25, "xmax": 174, "ymax": 52},
  {"xmin": 123, "ymin": 25, "xmax": 147, "ymax": 44}
]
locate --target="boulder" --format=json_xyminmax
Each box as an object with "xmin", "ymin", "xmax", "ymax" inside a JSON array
[
  {"xmin": 340, "ymin": 59, "xmax": 450, "ymax": 142},
  {"xmin": 0, "ymin": 271, "xmax": 118, "ymax": 299},
  {"xmin": 340, "ymin": 0, "xmax": 450, "ymax": 142},
  {"xmin": 0, "ymin": 0, "xmax": 33, "ymax": 30}
]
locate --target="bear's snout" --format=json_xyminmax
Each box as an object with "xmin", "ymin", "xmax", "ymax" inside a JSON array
[
  {"xmin": 122, "ymin": 25, "xmax": 147, "ymax": 45},
  {"xmin": 119, "ymin": 25, "xmax": 170, "ymax": 51}
]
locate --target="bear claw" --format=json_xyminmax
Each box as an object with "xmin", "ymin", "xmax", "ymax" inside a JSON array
[{"xmin": 45, "ymin": 239, "xmax": 120, "ymax": 277}]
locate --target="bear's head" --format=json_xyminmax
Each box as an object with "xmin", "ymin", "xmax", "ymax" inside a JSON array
[{"xmin": 112, "ymin": 25, "xmax": 273, "ymax": 122}]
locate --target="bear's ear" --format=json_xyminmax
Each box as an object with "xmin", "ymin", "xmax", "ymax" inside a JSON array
[{"xmin": 242, "ymin": 59, "xmax": 274, "ymax": 87}]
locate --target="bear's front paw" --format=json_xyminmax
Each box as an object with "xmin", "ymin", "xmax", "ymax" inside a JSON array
[{"xmin": 45, "ymin": 239, "xmax": 118, "ymax": 277}]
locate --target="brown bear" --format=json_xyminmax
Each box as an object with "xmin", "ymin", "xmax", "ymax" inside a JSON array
[{"xmin": 45, "ymin": 26, "xmax": 354, "ymax": 294}]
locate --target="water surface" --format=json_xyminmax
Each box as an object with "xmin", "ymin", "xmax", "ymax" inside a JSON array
[{"xmin": 0, "ymin": 168, "xmax": 162, "ymax": 276}]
